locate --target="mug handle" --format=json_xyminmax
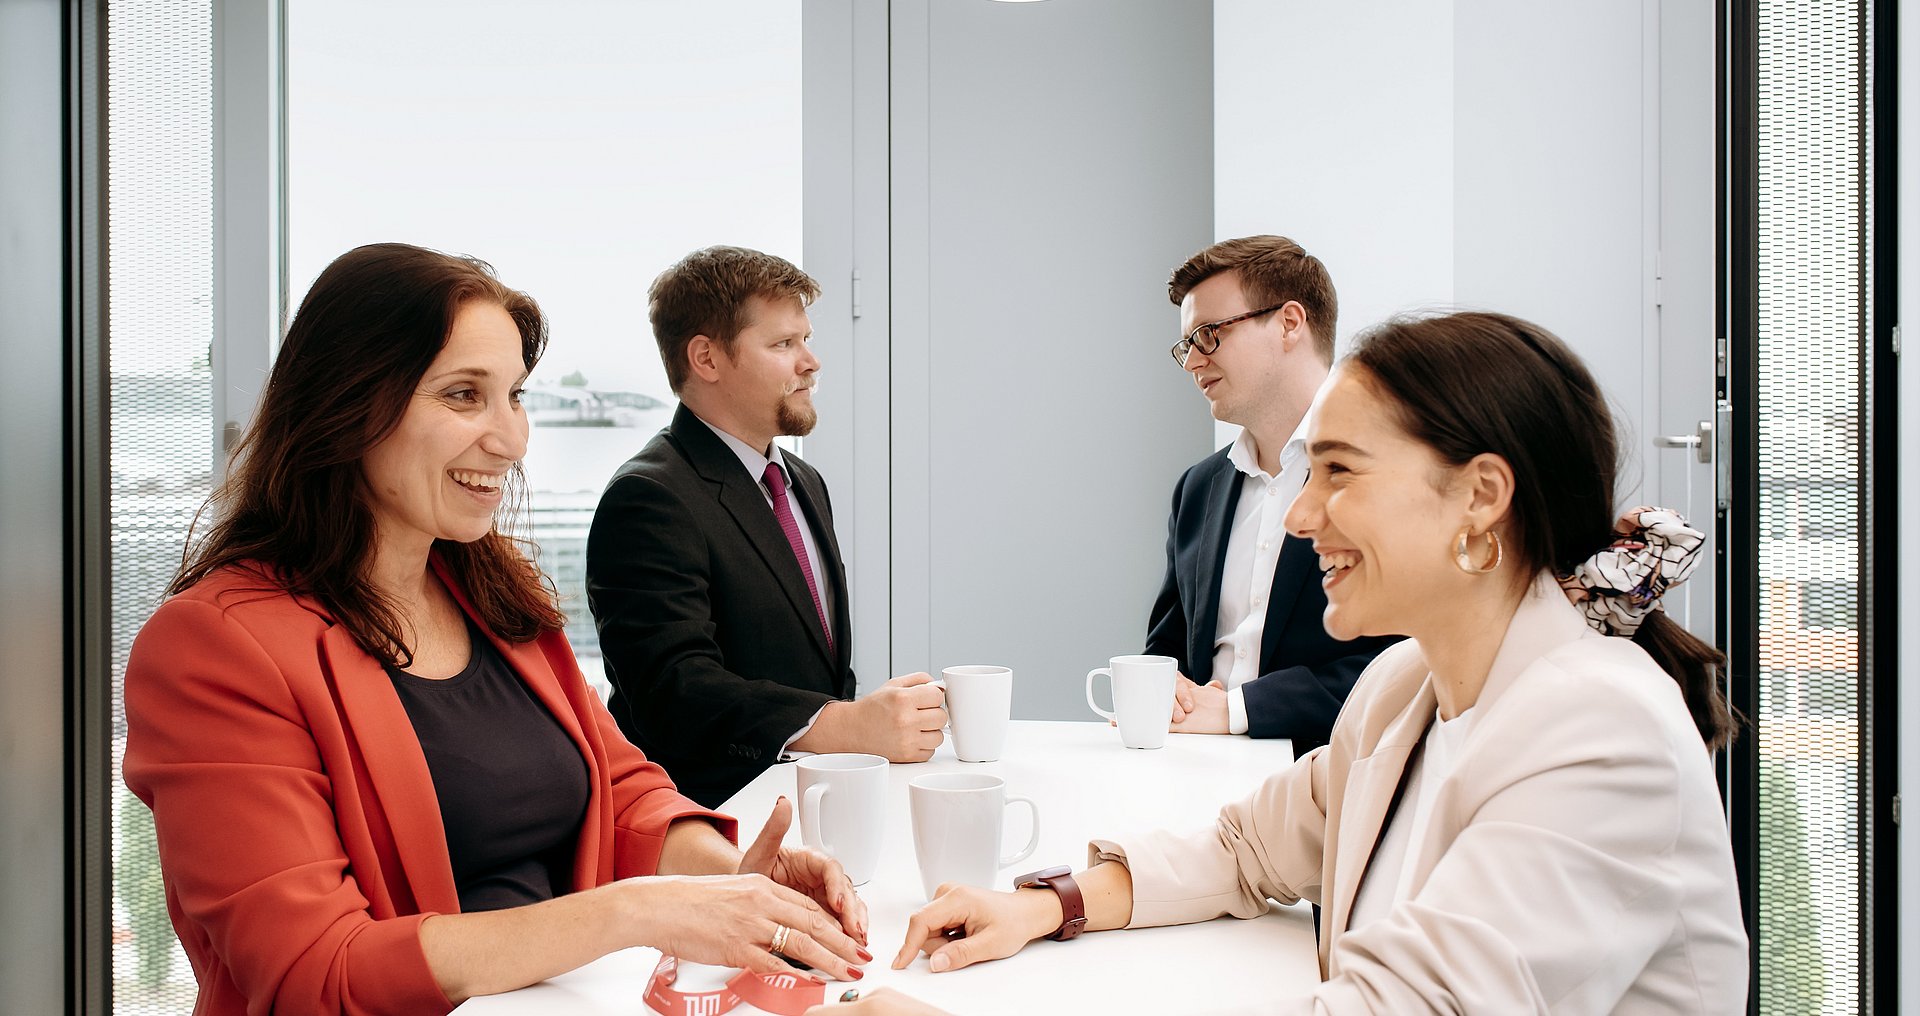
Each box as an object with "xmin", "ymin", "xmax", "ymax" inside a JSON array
[
  {"xmin": 1085, "ymin": 668, "xmax": 1117, "ymax": 722},
  {"xmin": 802, "ymin": 782, "xmax": 831, "ymax": 853},
  {"xmin": 929, "ymin": 679, "xmax": 950, "ymax": 732},
  {"xmin": 1000, "ymin": 794, "xmax": 1040, "ymax": 868}
]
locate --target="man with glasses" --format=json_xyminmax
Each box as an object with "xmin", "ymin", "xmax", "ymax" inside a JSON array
[{"xmin": 1148, "ymin": 236, "xmax": 1399, "ymax": 753}]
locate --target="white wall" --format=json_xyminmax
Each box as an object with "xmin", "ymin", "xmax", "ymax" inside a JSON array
[
  {"xmin": 1213, "ymin": 1, "xmax": 1718, "ymax": 636},
  {"xmin": 887, "ymin": 0, "xmax": 1216, "ymax": 721},
  {"xmin": 1214, "ymin": 0, "xmax": 1456, "ymax": 353},
  {"xmin": 0, "ymin": 1, "xmax": 70, "ymax": 1010}
]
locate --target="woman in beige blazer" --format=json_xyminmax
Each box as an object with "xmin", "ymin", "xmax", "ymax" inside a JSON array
[{"xmin": 841, "ymin": 312, "xmax": 1747, "ymax": 1015}]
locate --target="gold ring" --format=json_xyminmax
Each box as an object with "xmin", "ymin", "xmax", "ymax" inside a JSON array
[
  {"xmin": 770, "ymin": 924, "xmax": 792, "ymax": 957},
  {"xmin": 840, "ymin": 988, "xmax": 862, "ymax": 1002}
]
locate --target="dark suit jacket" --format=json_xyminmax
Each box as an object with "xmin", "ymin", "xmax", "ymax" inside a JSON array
[
  {"xmin": 1145, "ymin": 446, "xmax": 1401, "ymax": 754},
  {"xmin": 587, "ymin": 405, "xmax": 854, "ymax": 807}
]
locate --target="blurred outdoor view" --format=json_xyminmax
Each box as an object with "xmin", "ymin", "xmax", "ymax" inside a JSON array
[{"xmin": 107, "ymin": 1, "xmax": 800, "ymax": 1010}]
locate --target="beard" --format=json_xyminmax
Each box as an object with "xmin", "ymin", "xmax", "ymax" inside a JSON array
[{"xmin": 776, "ymin": 388, "xmax": 817, "ymax": 436}]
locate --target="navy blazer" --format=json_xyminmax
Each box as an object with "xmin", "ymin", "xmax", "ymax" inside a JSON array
[
  {"xmin": 1144, "ymin": 445, "xmax": 1401, "ymax": 754},
  {"xmin": 586, "ymin": 404, "xmax": 854, "ymax": 807}
]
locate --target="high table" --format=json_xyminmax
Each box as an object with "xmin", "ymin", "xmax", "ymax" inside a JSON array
[{"xmin": 455, "ymin": 720, "xmax": 1320, "ymax": 1014}]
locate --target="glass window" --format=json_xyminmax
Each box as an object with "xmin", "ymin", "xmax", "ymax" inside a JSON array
[
  {"xmin": 1752, "ymin": 1, "xmax": 1868, "ymax": 1011},
  {"xmin": 106, "ymin": 2, "xmax": 213, "ymax": 1012},
  {"xmin": 286, "ymin": 0, "xmax": 804, "ymax": 686}
]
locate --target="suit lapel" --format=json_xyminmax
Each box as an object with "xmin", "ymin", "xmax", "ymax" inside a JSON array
[
  {"xmin": 670, "ymin": 409, "xmax": 837, "ymax": 668},
  {"xmin": 1192, "ymin": 459, "xmax": 1241, "ymax": 679},
  {"xmin": 319, "ymin": 624, "xmax": 461, "ymax": 913},
  {"xmin": 1325, "ymin": 680, "xmax": 1435, "ymax": 942},
  {"xmin": 1259, "ymin": 535, "xmax": 1320, "ymax": 667}
]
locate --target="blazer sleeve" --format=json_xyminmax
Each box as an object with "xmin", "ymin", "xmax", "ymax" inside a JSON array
[
  {"xmin": 581, "ymin": 677, "xmax": 742, "ymax": 878},
  {"xmin": 122, "ymin": 597, "xmax": 454, "ymax": 1016},
  {"xmin": 587, "ymin": 471, "xmax": 837, "ymax": 764},
  {"xmin": 1239, "ymin": 635, "xmax": 1402, "ymax": 744},
  {"xmin": 1192, "ymin": 668, "xmax": 1712, "ymax": 1015},
  {"xmin": 1088, "ymin": 743, "xmax": 1332, "ymax": 927},
  {"xmin": 1143, "ymin": 470, "xmax": 1193, "ymax": 672},
  {"xmin": 1298, "ymin": 681, "xmax": 1697, "ymax": 1014}
]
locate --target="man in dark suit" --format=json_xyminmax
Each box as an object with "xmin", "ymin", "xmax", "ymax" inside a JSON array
[
  {"xmin": 1148, "ymin": 236, "xmax": 1399, "ymax": 754},
  {"xmin": 587, "ymin": 246, "xmax": 944, "ymax": 806}
]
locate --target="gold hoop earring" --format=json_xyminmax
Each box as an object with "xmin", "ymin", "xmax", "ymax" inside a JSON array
[{"xmin": 1454, "ymin": 528, "xmax": 1502, "ymax": 575}]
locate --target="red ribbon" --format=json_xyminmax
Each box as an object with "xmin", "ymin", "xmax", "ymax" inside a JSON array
[{"xmin": 643, "ymin": 955, "xmax": 827, "ymax": 1016}]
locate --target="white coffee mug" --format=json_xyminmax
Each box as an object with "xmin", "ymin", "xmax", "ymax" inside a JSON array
[
  {"xmin": 1086, "ymin": 654, "xmax": 1179, "ymax": 749},
  {"xmin": 795, "ymin": 753, "xmax": 889, "ymax": 885},
  {"xmin": 935, "ymin": 665, "xmax": 1013, "ymax": 762},
  {"xmin": 908, "ymin": 773, "xmax": 1040, "ymax": 900}
]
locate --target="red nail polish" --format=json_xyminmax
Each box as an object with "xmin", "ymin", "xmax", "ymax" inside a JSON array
[
  {"xmin": 849, "ymin": 967, "xmax": 865, "ymax": 980},
  {"xmin": 856, "ymin": 947, "xmax": 873, "ymax": 962}
]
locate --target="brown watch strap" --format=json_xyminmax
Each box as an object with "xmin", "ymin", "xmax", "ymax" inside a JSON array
[{"xmin": 1013, "ymin": 865, "xmax": 1087, "ymax": 941}]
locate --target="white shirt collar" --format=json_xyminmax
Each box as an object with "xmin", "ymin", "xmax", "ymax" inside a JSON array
[
  {"xmin": 1224, "ymin": 414, "xmax": 1312, "ymax": 481},
  {"xmin": 695, "ymin": 413, "xmax": 789, "ymax": 485}
]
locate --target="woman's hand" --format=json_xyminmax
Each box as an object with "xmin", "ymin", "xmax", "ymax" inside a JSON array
[
  {"xmin": 623, "ymin": 872, "xmax": 870, "ymax": 981},
  {"xmin": 890, "ymin": 883, "xmax": 1060, "ymax": 973},
  {"xmin": 806, "ymin": 986, "xmax": 953, "ymax": 1015},
  {"xmin": 740, "ymin": 796, "xmax": 870, "ymax": 945}
]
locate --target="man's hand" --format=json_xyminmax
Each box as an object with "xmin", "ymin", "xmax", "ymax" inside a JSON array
[
  {"xmin": 791, "ymin": 673, "xmax": 946, "ymax": 761},
  {"xmin": 1169, "ymin": 679, "xmax": 1231, "ymax": 734},
  {"xmin": 738, "ymin": 796, "xmax": 869, "ymax": 945}
]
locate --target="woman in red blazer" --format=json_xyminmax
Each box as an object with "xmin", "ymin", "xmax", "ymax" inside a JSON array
[{"xmin": 124, "ymin": 243, "xmax": 870, "ymax": 1016}]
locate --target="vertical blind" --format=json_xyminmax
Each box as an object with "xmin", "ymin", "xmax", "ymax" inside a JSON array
[
  {"xmin": 1753, "ymin": 0, "xmax": 1870, "ymax": 1012},
  {"xmin": 106, "ymin": 2, "xmax": 212, "ymax": 1012}
]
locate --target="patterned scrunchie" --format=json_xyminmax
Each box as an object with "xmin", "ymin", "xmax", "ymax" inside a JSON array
[{"xmin": 1557, "ymin": 506, "xmax": 1705, "ymax": 638}]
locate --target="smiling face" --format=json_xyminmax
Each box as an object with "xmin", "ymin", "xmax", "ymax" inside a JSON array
[
  {"xmin": 1284, "ymin": 365, "xmax": 1489, "ymax": 642},
  {"xmin": 361, "ymin": 299, "xmax": 530, "ymax": 561}
]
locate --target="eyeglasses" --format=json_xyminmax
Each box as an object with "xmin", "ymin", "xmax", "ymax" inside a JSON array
[{"xmin": 1169, "ymin": 304, "xmax": 1285, "ymax": 368}]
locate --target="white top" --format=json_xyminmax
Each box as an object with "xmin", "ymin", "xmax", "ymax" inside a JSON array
[
  {"xmin": 696, "ymin": 414, "xmax": 834, "ymax": 753},
  {"xmin": 1346, "ymin": 704, "xmax": 1478, "ymax": 932},
  {"xmin": 1212, "ymin": 418, "xmax": 1310, "ymax": 734}
]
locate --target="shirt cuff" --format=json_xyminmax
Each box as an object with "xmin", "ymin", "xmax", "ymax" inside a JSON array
[
  {"xmin": 778, "ymin": 704, "xmax": 831, "ymax": 761},
  {"xmin": 1227, "ymin": 685, "xmax": 1250, "ymax": 736}
]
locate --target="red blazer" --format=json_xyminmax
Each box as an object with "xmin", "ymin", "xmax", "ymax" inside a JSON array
[{"xmin": 123, "ymin": 559, "xmax": 733, "ymax": 1016}]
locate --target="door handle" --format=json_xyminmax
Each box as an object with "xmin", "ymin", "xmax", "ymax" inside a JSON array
[{"xmin": 1654, "ymin": 420, "xmax": 1713, "ymax": 464}]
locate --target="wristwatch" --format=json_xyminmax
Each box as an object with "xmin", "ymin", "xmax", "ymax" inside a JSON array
[{"xmin": 1012, "ymin": 865, "xmax": 1087, "ymax": 941}]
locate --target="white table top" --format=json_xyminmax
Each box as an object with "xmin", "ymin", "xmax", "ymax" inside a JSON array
[{"xmin": 455, "ymin": 720, "xmax": 1319, "ymax": 1014}]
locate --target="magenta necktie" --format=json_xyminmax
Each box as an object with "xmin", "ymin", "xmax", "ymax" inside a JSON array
[{"xmin": 761, "ymin": 463, "xmax": 834, "ymax": 651}]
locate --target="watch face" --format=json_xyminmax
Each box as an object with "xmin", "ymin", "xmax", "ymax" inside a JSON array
[{"xmin": 1013, "ymin": 864, "xmax": 1071, "ymax": 887}]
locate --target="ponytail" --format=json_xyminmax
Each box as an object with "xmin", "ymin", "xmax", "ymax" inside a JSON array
[{"xmin": 1631, "ymin": 612, "xmax": 1740, "ymax": 752}]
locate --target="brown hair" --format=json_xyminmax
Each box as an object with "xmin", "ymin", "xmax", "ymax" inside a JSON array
[
  {"xmin": 171, "ymin": 242, "xmax": 566, "ymax": 667},
  {"xmin": 1168, "ymin": 235, "xmax": 1339, "ymax": 363},
  {"xmin": 1349, "ymin": 311, "xmax": 1738, "ymax": 751},
  {"xmin": 649, "ymin": 245, "xmax": 821, "ymax": 393}
]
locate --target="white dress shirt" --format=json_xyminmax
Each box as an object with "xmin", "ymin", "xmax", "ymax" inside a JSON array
[
  {"xmin": 1210, "ymin": 418, "xmax": 1311, "ymax": 734},
  {"xmin": 695, "ymin": 415, "xmax": 835, "ymax": 755}
]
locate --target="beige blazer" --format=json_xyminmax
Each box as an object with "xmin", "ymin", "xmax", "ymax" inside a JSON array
[{"xmin": 1094, "ymin": 576, "xmax": 1747, "ymax": 1014}]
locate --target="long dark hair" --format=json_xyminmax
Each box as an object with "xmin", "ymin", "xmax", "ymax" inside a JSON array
[
  {"xmin": 1350, "ymin": 311, "xmax": 1738, "ymax": 751},
  {"xmin": 172, "ymin": 243, "xmax": 566, "ymax": 666}
]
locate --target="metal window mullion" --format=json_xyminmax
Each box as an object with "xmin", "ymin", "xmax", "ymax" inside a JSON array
[
  {"xmin": 68, "ymin": 2, "xmax": 114, "ymax": 1013},
  {"xmin": 210, "ymin": 0, "xmax": 285, "ymax": 475}
]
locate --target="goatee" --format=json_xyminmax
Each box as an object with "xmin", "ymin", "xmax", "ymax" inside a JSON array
[{"xmin": 777, "ymin": 398, "xmax": 817, "ymax": 437}]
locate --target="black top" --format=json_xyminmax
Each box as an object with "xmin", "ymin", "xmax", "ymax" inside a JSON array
[{"xmin": 387, "ymin": 618, "xmax": 591, "ymax": 913}]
